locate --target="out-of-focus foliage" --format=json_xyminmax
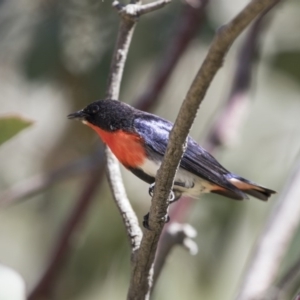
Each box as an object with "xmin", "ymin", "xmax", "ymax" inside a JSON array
[
  {"xmin": 0, "ymin": 115, "xmax": 33, "ymax": 146},
  {"xmin": 0, "ymin": 0, "xmax": 300, "ymax": 299}
]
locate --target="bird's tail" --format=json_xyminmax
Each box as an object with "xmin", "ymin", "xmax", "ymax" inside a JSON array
[{"xmin": 228, "ymin": 175, "xmax": 276, "ymax": 201}]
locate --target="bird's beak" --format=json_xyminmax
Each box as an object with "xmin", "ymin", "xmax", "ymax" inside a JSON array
[{"xmin": 67, "ymin": 110, "xmax": 87, "ymax": 120}]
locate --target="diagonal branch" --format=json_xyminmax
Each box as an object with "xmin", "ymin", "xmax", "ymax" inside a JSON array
[
  {"xmin": 153, "ymin": 223, "xmax": 198, "ymax": 285},
  {"xmin": 28, "ymin": 164, "xmax": 104, "ymax": 300},
  {"xmin": 161, "ymin": 1, "xmax": 279, "ymax": 255},
  {"xmin": 0, "ymin": 151, "xmax": 103, "ymax": 206},
  {"xmin": 153, "ymin": 0, "xmax": 280, "ymax": 285},
  {"xmin": 128, "ymin": 0, "xmax": 281, "ymax": 299}
]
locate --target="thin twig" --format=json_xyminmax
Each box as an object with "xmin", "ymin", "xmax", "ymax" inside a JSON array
[
  {"xmin": 128, "ymin": 1, "xmax": 279, "ymax": 299},
  {"xmin": 105, "ymin": 0, "xmax": 171, "ymax": 259},
  {"xmin": 0, "ymin": 0, "xmax": 202, "ymax": 208},
  {"xmin": 135, "ymin": 0, "xmax": 208, "ymax": 112},
  {"xmin": 153, "ymin": 1, "xmax": 279, "ymax": 284},
  {"xmin": 105, "ymin": 148, "xmax": 142, "ymax": 253},
  {"xmin": 153, "ymin": 223, "xmax": 198, "ymax": 284},
  {"xmin": 161, "ymin": 1, "xmax": 279, "ymax": 260},
  {"xmin": 205, "ymin": 0, "xmax": 280, "ymax": 152},
  {"xmin": 236, "ymin": 163, "xmax": 300, "ymax": 300},
  {"xmin": 105, "ymin": 2, "xmax": 142, "ymax": 255}
]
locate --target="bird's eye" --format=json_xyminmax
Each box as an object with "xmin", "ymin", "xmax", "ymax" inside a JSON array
[{"xmin": 90, "ymin": 105, "xmax": 99, "ymax": 114}]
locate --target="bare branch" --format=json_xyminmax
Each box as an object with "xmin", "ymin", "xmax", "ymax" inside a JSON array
[
  {"xmin": 105, "ymin": 0, "xmax": 171, "ymax": 259},
  {"xmin": 105, "ymin": 148, "xmax": 142, "ymax": 253},
  {"xmin": 153, "ymin": 223, "xmax": 197, "ymax": 285},
  {"xmin": 236, "ymin": 163, "xmax": 300, "ymax": 300},
  {"xmin": 128, "ymin": 0, "xmax": 280, "ymax": 299},
  {"xmin": 105, "ymin": 2, "xmax": 141, "ymax": 258},
  {"xmin": 153, "ymin": 1, "xmax": 279, "ymax": 284}
]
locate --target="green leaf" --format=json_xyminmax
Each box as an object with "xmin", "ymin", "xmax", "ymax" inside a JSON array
[{"xmin": 0, "ymin": 115, "xmax": 34, "ymax": 146}]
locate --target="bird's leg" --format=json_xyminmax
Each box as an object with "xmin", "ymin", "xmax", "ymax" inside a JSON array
[
  {"xmin": 148, "ymin": 181, "xmax": 185, "ymax": 202},
  {"xmin": 144, "ymin": 182, "xmax": 174, "ymax": 230}
]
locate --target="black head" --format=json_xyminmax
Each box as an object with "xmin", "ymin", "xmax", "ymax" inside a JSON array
[{"xmin": 67, "ymin": 99, "xmax": 135, "ymax": 131}]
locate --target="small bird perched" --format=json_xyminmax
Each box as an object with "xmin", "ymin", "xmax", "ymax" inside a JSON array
[{"xmin": 68, "ymin": 99, "xmax": 275, "ymax": 207}]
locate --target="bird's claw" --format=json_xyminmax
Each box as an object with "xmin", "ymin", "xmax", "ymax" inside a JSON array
[
  {"xmin": 142, "ymin": 212, "xmax": 171, "ymax": 230},
  {"xmin": 148, "ymin": 183, "xmax": 155, "ymax": 197},
  {"xmin": 148, "ymin": 183, "xmax": 175, "ymax": 203},
  {"xmin": 143, "ymin": 213, "xmax": 151, "ymax": 230},
  {"xmin": 168, "ymin": 190, "xmax": 175, "ymax": 202}
]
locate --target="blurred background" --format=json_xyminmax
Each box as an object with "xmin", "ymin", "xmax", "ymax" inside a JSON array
[{"xmin": 0, "ymin": 0, "xmax": 300, "ymax": 299}]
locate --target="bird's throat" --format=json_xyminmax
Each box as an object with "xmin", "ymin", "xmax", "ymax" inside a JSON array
[{"xmin": 85, "ymin": 122, "xmax": 146, "ymax": 168}]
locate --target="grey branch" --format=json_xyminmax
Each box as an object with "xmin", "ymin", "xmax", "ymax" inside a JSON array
[
  {"xmin": 153, "ymin": 0, "xmax": 280, "ymax": 287},
  {"xmin": 105, "ymin": 0, "xmax": 171, "ymax": 259},
  {"xmin": 236, "ymin": 163, "xmax": 300, "ymax": 300},
  {"xmin": 153, "ymin": 223, "xmax": 198, "ymax": 285},
  {"xmin": 128, "ymin": 0, "xmax": 279, "ymax": 299},
  {"xmin": 105, "ymin": 148, "xmax": 142, "ymax": 254},
  {"xmin": 105, "ymin": 3, "xmax": 140, "ymax": 253}
]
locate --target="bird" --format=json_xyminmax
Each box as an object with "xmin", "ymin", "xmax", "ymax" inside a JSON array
[{"xmin": 68, "ymin": 99, "xmax": 275, "ymax": 224}]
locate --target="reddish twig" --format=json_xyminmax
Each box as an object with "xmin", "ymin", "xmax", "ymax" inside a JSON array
[
  {"xmin": 153, "ymin": 222, "xmax": 198, "ymax": 285},
  {"xmin": 135, "ymin": 0, "xmax": 209, "ymax": 112},
  {"xmin": 205, "ymin": 0, "xmax": 280, "ymax": 152},
  {"xmin": 28, "ymin": 163, "xmax": 104, "ymax": 299},
  {"xmin": 0, "ymin": 151, "xmax": 103, "ymax": 206}
]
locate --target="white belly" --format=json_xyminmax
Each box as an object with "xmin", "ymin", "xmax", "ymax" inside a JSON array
[{"xmin": 139, "ymin": 158, "xmax": 213, "ymax": 198}]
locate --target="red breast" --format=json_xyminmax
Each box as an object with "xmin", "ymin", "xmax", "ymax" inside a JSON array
[{"xmin": 86, "ymin": 122, "xmax": 146, "ymax": 168}]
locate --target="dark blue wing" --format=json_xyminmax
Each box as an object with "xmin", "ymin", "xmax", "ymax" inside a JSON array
[
  {"xmin": 134, "ymin": 113, "xmax": 171, "ymax": 160},
  {"xmin": 134, "ymin": 113, "xmax": 245, "ymax": 197}
]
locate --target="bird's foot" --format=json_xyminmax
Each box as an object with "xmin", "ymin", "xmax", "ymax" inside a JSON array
[
  {"xmin": 143, "ymin": 213, "xmax": 151, "ymax": 230},
  {"xmin": 148, "ymin": 182, "xmax": 175, "ymax": 203},
  {"xmin": 148, "ymin": 182, "xmax": 155, "ymax": 197},
  {"xmin": 143, "ymin": 212, "xmax": 170, "ymax": 230}
]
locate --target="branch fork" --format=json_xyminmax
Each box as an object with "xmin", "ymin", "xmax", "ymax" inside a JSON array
[{"xmin": 113, "ymin": 0, "xmax": 171, "ymax": 21}]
